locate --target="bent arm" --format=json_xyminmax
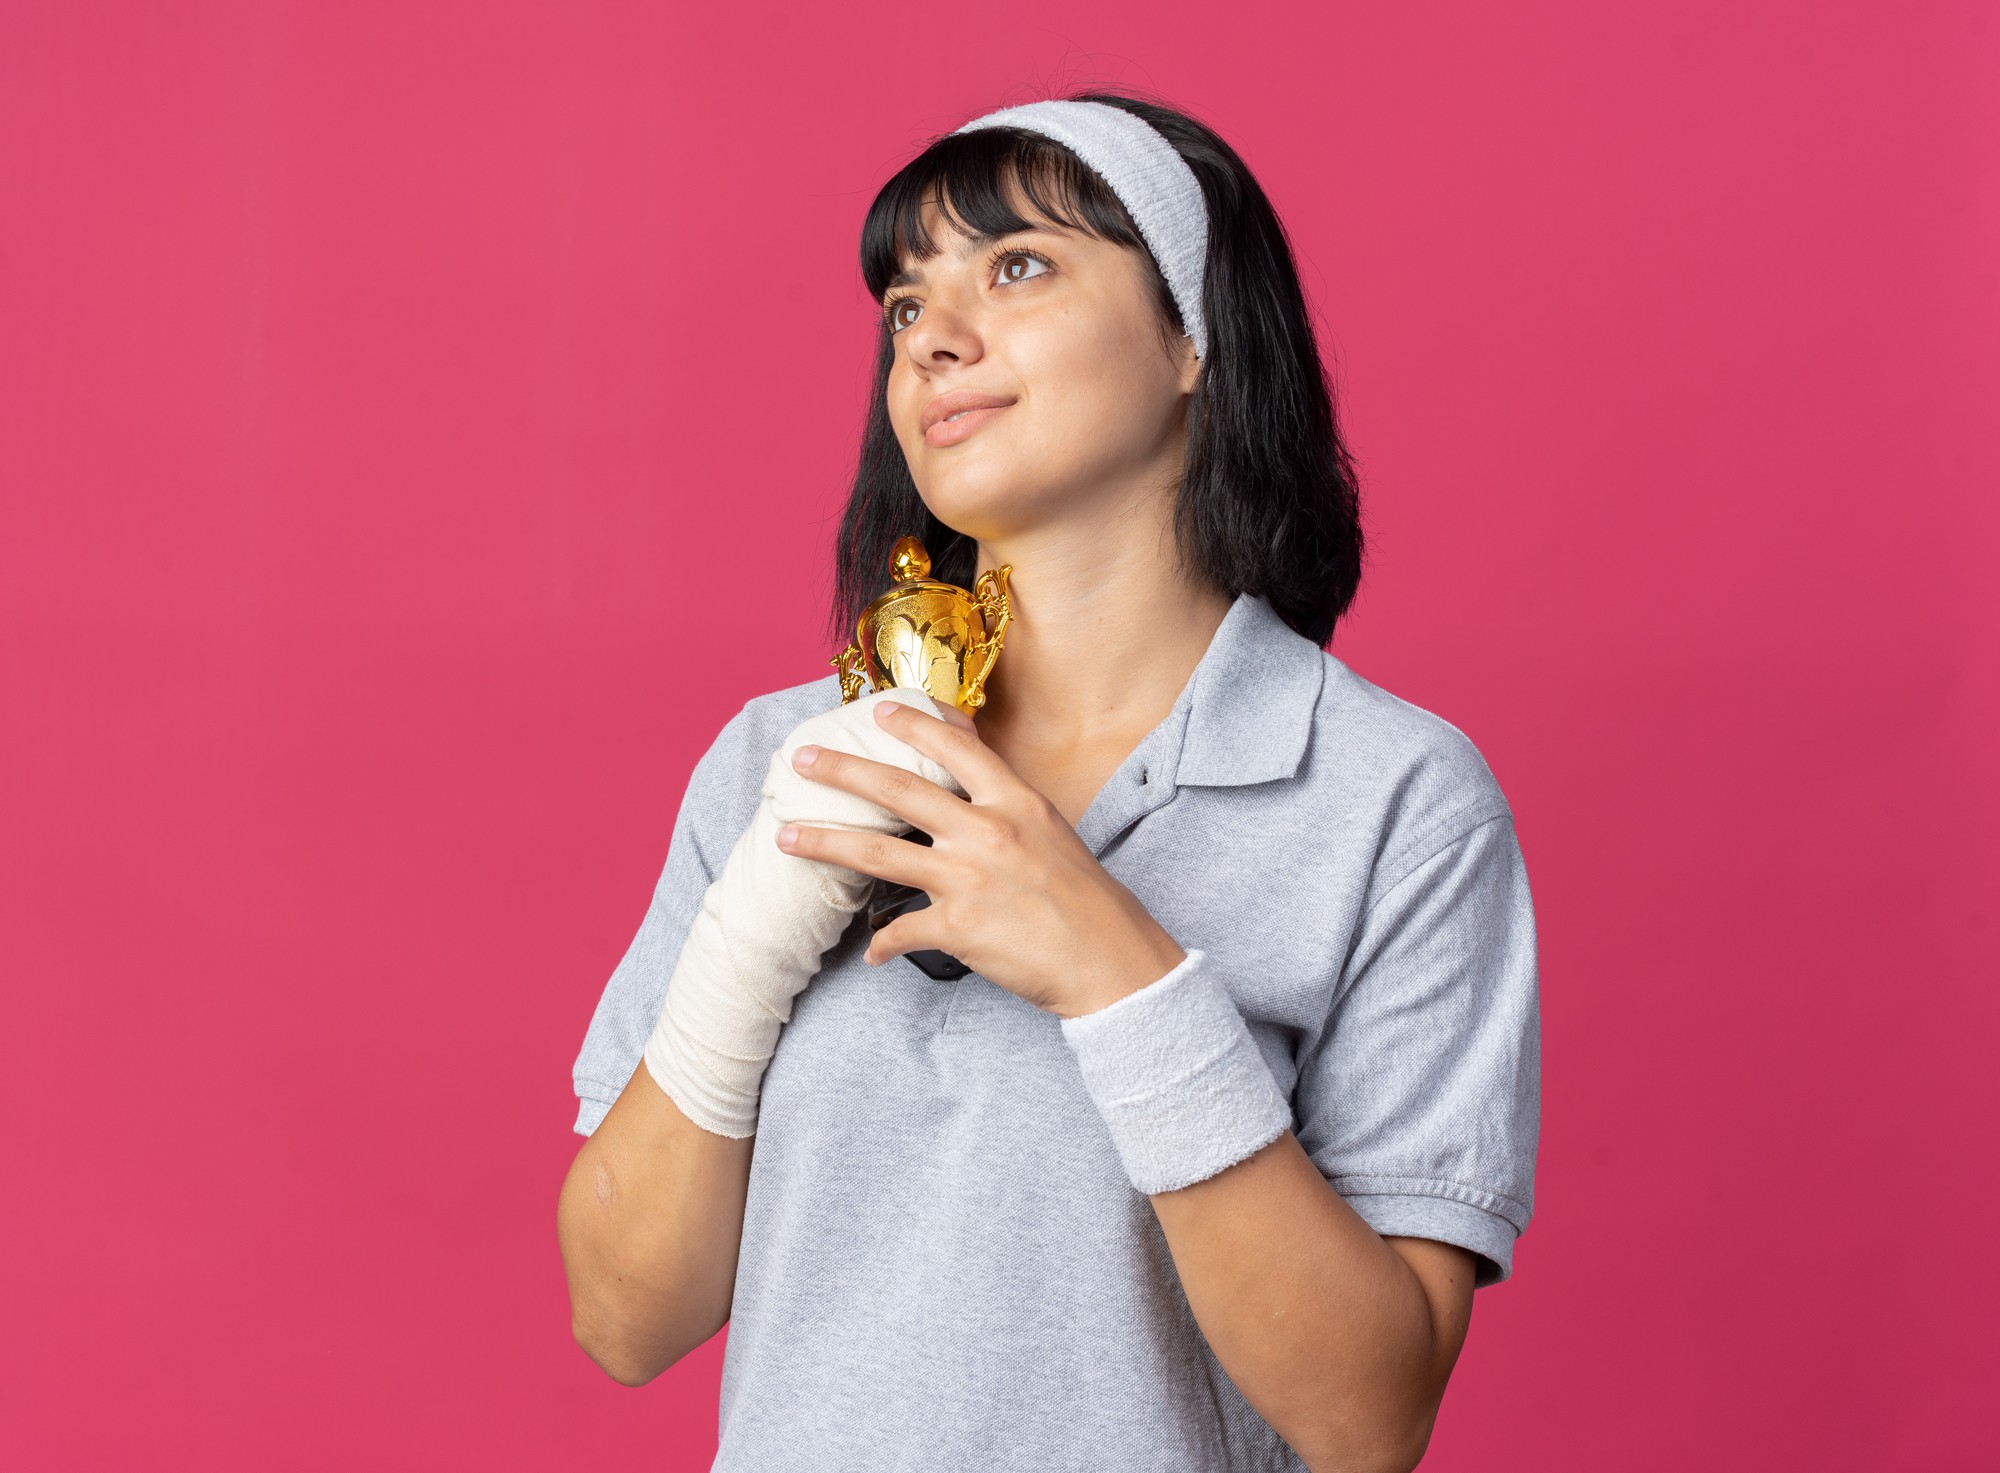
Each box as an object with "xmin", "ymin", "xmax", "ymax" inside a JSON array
[
  {"xmin": 558, "ymin": 688, "xmax": 965, "ymax": 1384},
  {"xmin": 558, "ymin": 1061, "xmax": 752, "ymax": 1386},
  {"xmin": 1148, "ymin": 1132, "xmax": 1473, "ymax": 1473}
]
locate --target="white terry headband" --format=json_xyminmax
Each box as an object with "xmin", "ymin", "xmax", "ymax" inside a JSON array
[{"xmin": 949, "ymin": 99, "xmax": 1210, "ymax": 361}]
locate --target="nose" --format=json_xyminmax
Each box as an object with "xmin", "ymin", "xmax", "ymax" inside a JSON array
[{"xmin": 900, "ymin": 282, "xmax": 985, "ymax": 373}]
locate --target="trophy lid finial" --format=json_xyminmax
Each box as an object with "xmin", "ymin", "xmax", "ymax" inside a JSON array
[{"xmin": 889, "ymin": 535, "xmax": 931, "ymax": 583}]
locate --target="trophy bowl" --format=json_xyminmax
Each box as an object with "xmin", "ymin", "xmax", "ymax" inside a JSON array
[{"xmin": 831, "ymin": 535, "xmax": 1012, "ymax": 716}]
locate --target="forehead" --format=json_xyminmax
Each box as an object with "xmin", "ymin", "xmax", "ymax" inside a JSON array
[
  {"xmin": 884, "ymin": 211, "xmax": 1081, "ymax": 293},
  {"xmin": 884, "ymin": 161, "xmax": 1100, "ymax": 290}
]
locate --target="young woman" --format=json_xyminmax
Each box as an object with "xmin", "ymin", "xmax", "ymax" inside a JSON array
[{"xmin": 560, "ymin": 92, "xmax": 1541, "ymax": 1473}]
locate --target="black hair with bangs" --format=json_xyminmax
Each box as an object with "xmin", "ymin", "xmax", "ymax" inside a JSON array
[{"xmin": 829, "ymin": 90, "xmax": 1365, "ymax": 652}]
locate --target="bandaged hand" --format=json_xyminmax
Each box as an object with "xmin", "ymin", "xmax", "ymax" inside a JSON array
[{"xmin": 642, "ymin": 687, "xmax": 967, "ymax": 1137}]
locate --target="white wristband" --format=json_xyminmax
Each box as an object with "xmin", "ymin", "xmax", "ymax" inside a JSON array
[
  {"xmin": 643, "ymin": 687, "xmax": 964, "ymax": 1138},
  {"xmin": 1059, "ymin": 948, "xmax": 1293, "ymax": 1194}
]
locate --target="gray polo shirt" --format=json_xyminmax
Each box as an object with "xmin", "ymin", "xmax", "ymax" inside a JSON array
[{"xmin": 571, "ymin": 590, "xmax": 1541, "ymax": 1471}]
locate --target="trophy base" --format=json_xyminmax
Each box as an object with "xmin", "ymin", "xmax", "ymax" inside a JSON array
[{"xmin": 866, "ymin": 828, "xmax": 971, "ymax": 982}]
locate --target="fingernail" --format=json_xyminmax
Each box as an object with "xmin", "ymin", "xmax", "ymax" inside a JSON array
[
  {"xmin": 794, "ymin": 745, "xmax": 818, "ymax": 768},
  {"xmin": 777, "ymin": 824, "xmax": 799, "ymax": 847}
]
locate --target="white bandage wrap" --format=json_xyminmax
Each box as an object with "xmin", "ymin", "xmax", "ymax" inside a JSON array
[
  {"xmin": 643, "ymin": 687, "xmax": 966, "ymax": 1137},
  {"xmin": 950, "ymin": 98, "xmax": 1211, "ymax": 360}
]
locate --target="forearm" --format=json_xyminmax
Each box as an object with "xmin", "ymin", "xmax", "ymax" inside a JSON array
[
  {"xmin": 1059, "ymin": 948, "xmax": 1451, "ymax": 1472},
  {"xmin": 1147, "ymin": 1131, "xmax": 1443, "ymax": 1473},
  {"xmin": 558, "ymin": 1060, "xmax": 753, "ymax": 1386},
  {"xmin": 560, "ymin": 690, "xmax": 966, "ymax": 1383}
]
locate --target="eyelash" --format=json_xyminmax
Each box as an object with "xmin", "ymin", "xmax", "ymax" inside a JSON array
[{"xmin": 881, "ymin": 245, "xmax": 1054, "ymax": 333}]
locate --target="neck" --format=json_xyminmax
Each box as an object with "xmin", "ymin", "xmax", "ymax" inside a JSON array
[{"xmin": 969, "ymin": 507, "xmax": 1232, "ymax": 752}]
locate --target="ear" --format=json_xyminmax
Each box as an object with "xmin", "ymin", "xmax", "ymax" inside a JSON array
[{"xmin": 1176, "ymin": 331, "xmax": 1201, "ymax": 396}]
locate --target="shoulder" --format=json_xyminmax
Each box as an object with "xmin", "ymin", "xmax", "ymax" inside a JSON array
[
  {"xmin": 1309, "ymin": 653, "xmax": 1516, "ymax": 886},
  {"xmin": 721, "ymin": 669, "xmax": 848, "ymax": 761},
  {"xmin": 688, "ymin": 668, "xmax": 847, "ymax": 807}
]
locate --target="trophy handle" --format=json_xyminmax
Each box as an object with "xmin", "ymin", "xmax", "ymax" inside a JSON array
[
  {"xmin": 959, "ymin": 565, "xmax": 1014, "ymax": 712},
  {"xmin": 830, "ymin": 642, "xmax": 867, "ymax": 704}
]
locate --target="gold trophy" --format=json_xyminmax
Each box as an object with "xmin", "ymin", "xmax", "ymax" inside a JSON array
[
  {"xmin": 830, "ymin": 535, "xmax": 1013, "ymax": 715},
  {"xmin": 829, "ymin": 535, "xmax": 1013, "ymax": 981}
]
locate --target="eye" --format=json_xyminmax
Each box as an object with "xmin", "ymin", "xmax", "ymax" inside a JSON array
[
  {"xmin": 880, "ymin": 246, "xmax": 1055, "ymax": 335},
  {"xmin": 990, "ymin": 245, "xmax": 1052, "ymax": 285}
]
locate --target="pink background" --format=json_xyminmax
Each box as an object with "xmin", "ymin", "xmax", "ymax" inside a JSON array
[{"xmin": 3, "ymin": 2, "xmax": 1993, "ymax": 1468}]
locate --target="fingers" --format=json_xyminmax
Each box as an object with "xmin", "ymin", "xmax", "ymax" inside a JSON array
[
  {"xmin": 930, "ymin": 701, "xmax": 978, "ymax": 733},
  {"xmin": 775, "ymin": 820, "xmax": 940, "ymax": 893},
  {"xmin": 861, "ymin": 909, "xmax": 946, "ymax": 967},
  {"xmin": 868, "ymin": 695, "xmax": 1011, "ymax": 803},
  {"xmin": 789, "ymin": 741, "xmax": 968, "ymax": 833}
]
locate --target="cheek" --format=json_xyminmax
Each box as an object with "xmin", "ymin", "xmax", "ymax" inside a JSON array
[
  {"xmin": 1036, "ymin": 347, "xmax": 1167, "ymax": 451},
  {"xmin": 1035, "ymin": 299, "xmax": 1161, "ymax": 394},
  {"xmin": 1011, "ymin": 326, "xmax": 1126, "ymax": 428},
  {"xmin": 885, "ymin": 369, "xmax": 923, "ymax": 443}
]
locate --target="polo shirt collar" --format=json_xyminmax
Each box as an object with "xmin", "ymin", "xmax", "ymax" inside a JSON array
[{"xmin": 1161, "ymin": 590, "xmax": 1327, "ymax": 790}]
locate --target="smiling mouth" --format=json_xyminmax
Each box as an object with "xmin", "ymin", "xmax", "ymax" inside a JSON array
[
  {"xmin": 932, "ymin": 404, "xmax": 1010, "ymax": 426},
  {"xmin": 924, "ymin": 402, "xmax": 1012, "ymax": 445}
]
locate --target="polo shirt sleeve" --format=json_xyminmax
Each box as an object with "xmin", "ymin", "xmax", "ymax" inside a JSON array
[
  {"xmin": 1292, "ymin": 805, "xmax": 1541, "ymax": 1288},
  {"xmin": 569, "ymin": 704, "xmax": 754, "ymax": 1137}
]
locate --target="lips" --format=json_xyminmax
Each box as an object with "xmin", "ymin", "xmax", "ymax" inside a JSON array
[
  {"xmin": 923, "ymin": 403, "xmax": 1011, "ymax": 447},
  {"xmin": 920, "ymin": 390, "xmax": 1016, "ymax": 434}
]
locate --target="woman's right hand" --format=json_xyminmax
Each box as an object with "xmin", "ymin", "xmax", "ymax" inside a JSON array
[{"xmin": 640, "ymin": 687, "xmax": 967, "ymax": 1138}]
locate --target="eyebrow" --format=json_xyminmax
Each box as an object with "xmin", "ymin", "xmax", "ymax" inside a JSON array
[{"xmin": 885, "ymin": 224, "xmax": 1073, "ymax": 293}]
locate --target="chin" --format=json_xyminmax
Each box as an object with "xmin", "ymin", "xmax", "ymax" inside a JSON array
[
  {"xmin": 911, "ymin": 415, "xmax": 1099, "ymax": 522},
  {"xmin": 913, "ymin": 459, "xmax": 1010, "ymax": 521}
]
